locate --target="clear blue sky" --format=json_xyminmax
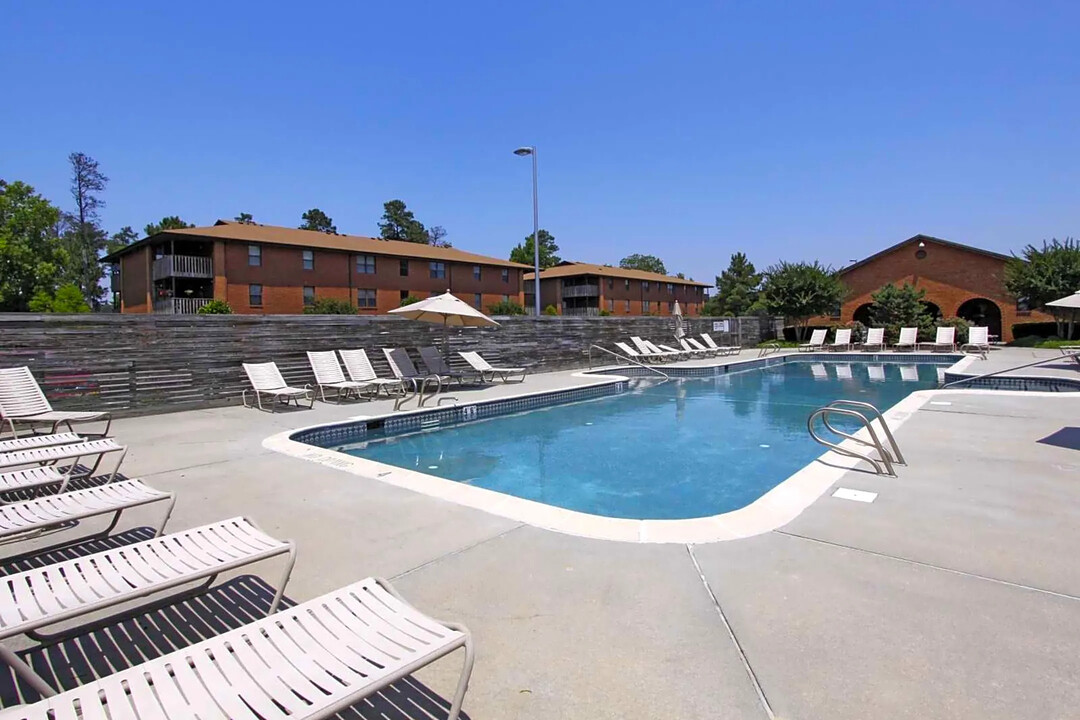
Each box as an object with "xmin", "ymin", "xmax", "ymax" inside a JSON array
[{"xmin": 3, "ymin": 1, "xmax": 1077, "ymax": 281}]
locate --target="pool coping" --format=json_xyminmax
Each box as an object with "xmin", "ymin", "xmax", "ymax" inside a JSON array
[{"xmin": 262, "ymin": 352, "xmax": 1074, "ymax": 544}]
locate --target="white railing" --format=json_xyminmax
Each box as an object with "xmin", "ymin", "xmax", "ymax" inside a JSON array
[
  {"xmin": 152, "ymin": 255, "xmax": 213, "ymax": 280},
  {"xmin": 561, "ymin": 284, "xmax": 600, "ymax": 298},
  {"xmin": 562, "ymin": 306, "xmax": 600, "ymax": 316},
  {"xmin": 153, "ymin": 297, "xmax": 213, "ymax": 314}
]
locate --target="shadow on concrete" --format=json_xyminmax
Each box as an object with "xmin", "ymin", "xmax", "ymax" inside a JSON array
[
  {"xmin": 0, "ymin": 545, "xmax": 470, "ymax": 718},
  {"xmin": 1037, "ymin": 427, "xmax": 1080, "ymax": 452}
]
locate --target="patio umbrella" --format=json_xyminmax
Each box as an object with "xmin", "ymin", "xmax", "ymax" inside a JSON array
[
  {"xmin": 388, "ymin": 291, "xmax": 500, "ymax": 356},
  {"xmin": 672, "ymin": 300, "xmax": 685, "ymax": 339},
  {"xmin": 1045, "ymin": 290, "xmax": 1080, "ymax": 340}
]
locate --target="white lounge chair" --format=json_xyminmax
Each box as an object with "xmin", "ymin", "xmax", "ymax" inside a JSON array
[
  {"xmin": 0, "ymin": 431, "xmax": 83, "ymax": 454},
  {"xmin": 459, "ymin": 351, "xmax": 527, "ymax": 382},
  {"xmin": 700, "ymin": 333, "xmax": 741, "ymax": 356},
  {"xmin": 614, "ymin": 341, "xmax": 665, "ymax": 364},
  {"xmin": 0, "ymin": 438, "xmax": 127, "ymax": 492},
  {"xmin": 0, "ymin": 516, "xmax": 296, "ymax": 697},
  {"xmin": 419, "ymin": 346, "xmax": 483, "ymax": 385},
  {"xmin": 799, "ymin": 329, "xmax": 827, "ymax": 352},
  {"xmin": 678, "ymin": 338, "xmax": 713, "ymax": 357},
  {"xmin": 961, "ymin": 326, "xmax": 990, "ymax": 357},
  {"xmin": 895, "ymin": 327, "xmax": 918, "ymax": 351},
  {"xmin": 3, "ymin": 577, "xmax": 473, "ymax": 720},
  {"xmin": 631, "ymin": 336, "xmax": 682, "ymax": 361},
  {"xmin": 0, "ymin": 479, "xmax": 174, "ymax": 543},
  {"xmin": 828, "ymin": 328, "xmax": 853, "ymax": 351},
  {"xmin": 860, "ymin": 327, "xmax": 886, "ymax": 351},
  {"xmin": 684, "ymin": 337, "xmax": 719, "ymax": 356},
  {"xmin": 307, "ymin": 350, "xmax": 373, "ymax": 402},
  {"xmin": 0, "ymin": 366, "xmax": 111, "ymax": 438},
  {"xmin": 867, "ymin": 364, "xmax": 886, "ymax": 382},
  {"xmin": 921, "ymin": 326, "xmax": 956, "ymax": 352},
  {"xmin": 242, "ymin": 361, "xmax": 314, "ymax": 411},
  {"xmin": 384, "ymin": 348, "xmax": 451, "ymax": 391},
  {"xmin": 338, "ymin": 349, "xmax": 406, "ymax": 397}
]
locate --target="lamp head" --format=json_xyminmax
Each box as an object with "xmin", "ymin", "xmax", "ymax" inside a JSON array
[{"xmin": 513, "ymin": 146, "xmax": 534, "ymax": 157}]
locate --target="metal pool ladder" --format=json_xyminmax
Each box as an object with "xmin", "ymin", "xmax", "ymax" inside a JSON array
[{"xmin": 807, "ymin": 400, "xmax": 905, "ymax": 476}]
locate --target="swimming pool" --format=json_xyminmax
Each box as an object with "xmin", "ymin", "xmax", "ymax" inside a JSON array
[{"xmin": 308, "ymin": 360, "xmax": 946, "ymax": 520}]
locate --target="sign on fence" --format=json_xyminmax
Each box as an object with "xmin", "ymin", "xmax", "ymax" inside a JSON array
[{"xmin": 713, "ymin": 320, "xmax": 730, "ymax": 332}]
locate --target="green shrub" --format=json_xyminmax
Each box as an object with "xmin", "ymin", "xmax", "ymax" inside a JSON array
[
  {"xmin": 399, "ymin": 295, "xmax": 422, "ymax": 307},
  {"xmin": 487, "ymin": 299, "xmax": 526, "ymax": 316},
  {"xmin": 937, "ymin": 316, "xmax": 970, "ymax": 338},
  {"xmin": 599, "ymin": 309, "xmax": 612, "ymax": 316},
  {"xmin": 27, "ymin": 284, "xmax": 90, "ymax": 313},
  {"xmin": 303, "ymin": 298, "xmax": 356, "ymax": 314},
  {"xmin": 542, "ymin": 304, "xmax": 559, "ymax": 316},
  {"xmin": 197, "ymin": 299, "xmax": 233, "ymax": 314}
]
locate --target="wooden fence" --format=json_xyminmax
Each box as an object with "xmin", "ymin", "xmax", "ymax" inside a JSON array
[{"xmin": 0, "ymin": 313, "xmax": 782, "ymax": 416}]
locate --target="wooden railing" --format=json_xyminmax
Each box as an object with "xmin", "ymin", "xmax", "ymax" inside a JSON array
[
  {"xmin": 152, "ymin": 255, "xmax": 213, "ymax": 280},
  {"xmin": 152, "ymin": 297, "xmax": 213, "ymax": 314}
]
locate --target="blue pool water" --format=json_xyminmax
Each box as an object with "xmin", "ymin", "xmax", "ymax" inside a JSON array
[{"xmin": 330, "ymin": 361, "xmax": 945, "ymax": 520}]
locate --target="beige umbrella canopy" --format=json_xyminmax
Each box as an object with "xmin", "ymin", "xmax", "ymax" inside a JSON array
[
  {"xmin": 1045, "ymin": 291, "xmax": 1080, "ymax": 340},
  {"xmin": 388, "ymin": 291, "xmax": 500, "ymax": 354},
  {"xmin": 672, "ymin": 300, "xmax": 685, "ymax": 339}
]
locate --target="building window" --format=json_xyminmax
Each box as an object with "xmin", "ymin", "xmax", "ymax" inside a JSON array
[
  {"xmin": 624, "ymin": 279, "xmax": 630, "ymax": 290},
  {"xmin": 473, "ymin": 265, "xmax": 481, "ymax": 281},
  {"xmin": 625, "ymin": 299, "xmax": 631, "ymax": 312},
  {"xmin": 666, "ymin": 283, "xmax": 674, "ymax": 293},
  {"xmin": 502, "ymin": 294, "xmax": 510, "ymax": 303},
  {"xmin": 399, "ymin": 259, "xmax": 409, "ymax": 276},
  {"xmin": 356, "ymin": 254, "xmax": 376, "ymax": 274},
  {"xmin": 400, "ymin": 290, "xmax": 410, "ymax": 302},
  {"xmin": 430, "ymin": 261, "xmax": 446, "ymax": 279},
  {"xmin": 829, "ymin": 302, "xmax": 842, "ymax": 318},
  {"xmin": 1016, "ymin": 297, "xmax": 1031, "ymax": 313},
  {"xmin": 302, "ymin": 250, "xmax": 314, "ymax": 271},
  {"xmin": 668, "ymin": 301, "xmax": 675, "ymax": 313},
  {"xmin": 607, "ymin": 278, "xmax": 614, "ymax": 290},
  {"xmin": 249, "ymin": 284, "xmax": 262, "ymax": 306},
  {"xmin": 474, "ymin": 293, "xmax": 482, "ymax": 308},
  {"xmin": 642, "ymin": 281, "xmax": 650, "ymax": 292},
  {"xmin": 607, "ymin": 299, "xmax": 615, "ymax": 312},
  {"xmin": 303, "ymin": 286, "xmax": 315, "ymax": 306},
  {"xmin": 357, "ymin": 288, "xmax": 376, "ymax": 308},
  {"xmin": 501, "ymin": 268, "xmax": 509, "ymax": 282},
  {"xmin": 248, "ymin": 245, "xmax": 261, "ymax": 267},
  {"xmin": 643, "ymin": 300, "xmax": 651, "ymax": 313}
]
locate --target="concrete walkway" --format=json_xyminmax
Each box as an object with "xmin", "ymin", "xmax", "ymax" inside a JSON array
[{"xmin": 2, "ymin": 354, "xmax": 1078, "ymax": 719}]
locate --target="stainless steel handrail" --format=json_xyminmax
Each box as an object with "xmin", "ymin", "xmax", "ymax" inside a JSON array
[
  {"xmin": 588, "ymin": 344, "xmax": 670, "ymax": 380},
  {"xmin": 941, "ymin": 352, "xmax": 1080, "ymax": 388},
  {"xmin": 393, "ymin": 375, "xmax": 444, "ymax": 411},
  {"xmin": 821, "ymin": 400, "xmax": 905, "ymax": 465},
  {"xmin": 807, "ymin": 402, "xmax": 899, "ymax": 476}
]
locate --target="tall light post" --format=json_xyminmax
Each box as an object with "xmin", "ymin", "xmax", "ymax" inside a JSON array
[{"xmin": 513, "ymin": 146, "xmax": 540, "ymax": 316}]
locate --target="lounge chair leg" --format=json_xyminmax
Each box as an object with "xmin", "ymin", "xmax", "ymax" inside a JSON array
[
  {"xmin": 446, "ymin": 625, "xmax": 475, "ymax": 720},
  {"xmin": 269, "ymin": 541, "xmax": 298, "ymax": 613},
  {"xmin": 155, "ymin": 493, "xmax": 178, "ymax": 536}
]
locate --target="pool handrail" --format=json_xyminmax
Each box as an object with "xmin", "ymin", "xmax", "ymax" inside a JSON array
[
  {"xmin": 588, "ymin": 344, "xmax": 670, "ymax": 380},
  {"xmin": 807, "ymin": 402, "xmax": 899, "ymax": 476},
  {"xmin": 941, "ymin": 352, "xmax": 1078, "ymax": 389}
]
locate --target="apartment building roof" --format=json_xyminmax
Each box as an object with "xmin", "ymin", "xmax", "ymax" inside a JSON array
[{"xmin": 525, "ymin": 262, "xmax": 710, "ymax": 287}]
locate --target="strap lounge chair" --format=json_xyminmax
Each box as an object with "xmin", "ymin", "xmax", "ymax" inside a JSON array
[
  {"xmin": 700, "ymin": 333, "xmax": 741, "ymax": 356},
  {"xmin": 0, "ymin": 438, "xmax": 127, "ymax": 493},
  {"xmin": 0, "ymin": 431, "xmax": 84, "ymax": 454},
  {"xmin": 921, "ymin": 326, "xmax": 956, "ymax": 352},
  {"xmin": 459, "ymin": 351, "xmax": 527, "ymax": 382},
  {"xmin": 961, "ymin": 326, "xmax": 990, "ymax": 357},
  {"xmin": 1059, "ymin": 346, "xmax": 1080, "ymax": 366},
  {"xmin": 0, "ymin": 366, "xmax": 111, "ymax": 439},
  {"xmin": 2, "ymin": 577, "xmax": 473, "ymax": 720},
  {"xmin": 631, "ymin": 337, "xmax": 684, "ymax": 361},
  {"xmin": 338, "ymin": 349, "xmax": 406, "ymax": 397},
  {"xmin": 798, "ymin": 329, "xmax": 827, "ymax": 352},
  {"xmin": 679, "ymin": 338, "xmax": 714, "ymax": 357},
  {"xmin": 614, "ymin": 341, "xmax": 666, "ymax": 364},
  {"xmin": 0, "ymin": 479, "xmax": 175, "ymax": 543},
  {"xmin": 384, "ymin": 348, "xmax": 450, "ymax": 397},
  {"xmin": 419, "ymin": 347, "xmax": 483, "ymax": 385},
  {"xmin": 242, "ymin": 361, "xmax": 314, "ymax": 411},
  {"xmin": 828, "ymin": 328, "xmax": 853, "ymax": 351},
  {"xmin": 0, "ymin": 516, "xmax": 297, "ymax": 698},
  {"xmin": 860, "ymin": 327, "xmax": 886, "ymax": 351},
  {"xmin": 307, "ymin": 351, "xmax": 373, "ymax": 403},
  {"xmin": 895, "ymin": 327, "xmax": 918, "ymax": 351}
]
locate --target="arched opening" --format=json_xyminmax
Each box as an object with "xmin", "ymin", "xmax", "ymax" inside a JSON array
[
  {"xmin": 922, "ymin": 301, "xmax": 942, "ymax": 321},
  {"xmin": 852, "ymin": 303, "xmax": 873, "ymax": 326},
  {"xmin": 957, "ymin": 298, "xmax": 1002, "ymax": 338}
]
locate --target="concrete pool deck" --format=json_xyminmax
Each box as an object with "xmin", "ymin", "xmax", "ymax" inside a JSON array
[{"xmin": 2, "ymin": 347, "xmax": 1079, "ymax": 718}]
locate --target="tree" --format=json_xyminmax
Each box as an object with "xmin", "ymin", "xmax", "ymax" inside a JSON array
[
  {"xmin": 760, "ymin": 261, "xmax": 847, "ymax": 340},
  {"xmin": 867, "ymin": 283, "xmax": 935, "ymax": 342},
  {"xmin": 196, "ymin": 299, "xmax": 233, "ymax": 314},
  {"xmin": 0, "ymin": 180, "xmax": 67, "ymax": 312},
  {"xmin": 619, "ymin": 254, "xmax": 666, "ymax": 275},
  {"xmin": 399, "ymin": 294, "xmax": 422, "ymax": 307},
  {"xmin": 28, "ymin": 283, "xmax": 91, "ymax": 313},
  {"xmin": 509, "ymin": 229, "xmax": 561, "ymax": 269},
  {"xmin": 709, "ymin": 252, "xmax": 763, "ymax": 316},
  {"xmin": 299, "ymin": 208, "xmax": 336, "ymax": 234},
  {"xmin": 144, "ymin": 216, "xmax": 194, "ymax": 236},
  {"xmin": 303, "ymin": 297, "xmax": 355, "ymax": 314},
  {"xmin": 426, "ymin": 225, "xmax": 451, "ymax": 248},
  {"xmin": 63, "ymin": 152, "xmax": 109, "ymax": 308},
  {"xmin": 107, "ymin": 226, "xmax": 138, "ymax": 255},
  {"xmin": 378, "ymin": 199, "xmax": 428, "ymax": 243},
  {"xmin": 1005, "ymin": 238, "xmax": 1080, "ymax": 338},
  {"xmin": 234, "ymin": 212, "xmax": 255, "ymax": 224}
]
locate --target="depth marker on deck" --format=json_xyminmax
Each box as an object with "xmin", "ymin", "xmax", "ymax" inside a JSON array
[{"xmin": 833, "ymin": 487, "xmax": 877, "ymax": 503}]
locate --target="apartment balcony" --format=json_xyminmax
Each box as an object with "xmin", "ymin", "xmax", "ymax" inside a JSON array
[
  {"xmin": 152, "ymin": 255, "xmax": 213, "ymax": 281},
  {"xmin": 153, "ymin": 297, "xmax": 213, "ymax": 314},
  {"xmin": 562, "ymin": 306, "xmax": 600, "ymax": 317},
  {"xmin": 561, "ymin": 284, "xmax": 600, "ymax": 298}
]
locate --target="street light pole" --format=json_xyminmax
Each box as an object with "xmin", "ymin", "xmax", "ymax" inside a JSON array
[{"xmin": 514, "ymin": 146, "xmax": 541, "ymax": 316}]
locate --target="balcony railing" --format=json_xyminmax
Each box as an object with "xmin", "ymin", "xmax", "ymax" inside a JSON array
[
  {"xmin": 561, "ymin": 284, "xmax": 599, "ymax": 298},
  {"xmin": 153, "ymin": 297, "xmax": 213, "ymax": 314},
  {"xmin": 562, "ymin": 306, "xmax": 600, "ymax": 317},
  {"xmin": 152, "ymin": 255, "xmax": 213, "ymax": 280}
]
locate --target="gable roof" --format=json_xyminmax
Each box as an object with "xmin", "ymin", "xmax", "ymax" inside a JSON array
[
  {"xmin": 839, "ymin": 235, "xmax": 1013, "ymax": 275},
  {"xmin": 101, "ymin": 220, "xmax": 531, "ymax": 268},
  {"xmin": 524, "ymin": 262, "xmax": 710, "ymax": 287}
]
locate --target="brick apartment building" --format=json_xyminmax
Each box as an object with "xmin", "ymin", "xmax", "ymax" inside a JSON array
[
  {"xmin": 103, "ymin": 221, "xmax": 528, "ymax": 315},
  {"xmin": 826, "ymin": 234, "xmax": 1053, "ymax": 341},
  {"xmin": 525, "ymin": 262, "xmax": 710, "ymax": 316}
]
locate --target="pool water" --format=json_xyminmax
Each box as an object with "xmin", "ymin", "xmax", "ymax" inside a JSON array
[{"xmin": 331, "ymin": 361, "xmax": 945, "ymax": 520}]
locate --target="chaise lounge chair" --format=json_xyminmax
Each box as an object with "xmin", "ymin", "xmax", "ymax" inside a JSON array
[
  {"xmin": 921, "ymin": 326, "xmax": 956, "ymax": 352},
  {"xmin": 678, "ymin": 338, "xmax": 713, "ymax": 357},
  {"xmin": 0, "ymin": 437, "xmax": 127, "ymax": 493},
  {"xmin": 798, "ymin": 329, "xmax": 828, "ymax": 352},
  {"xmin": 459, "ymin": 351, "xmax": 527, "ymax": 382},
  {"xmin": 828, "ymin": 328, "xmax": 853, "ymax": 351},
  {"xmin": 242, "ymin": 361, "xmax": 314, "ymax": 411},
  {"xmin": 384, "ymin": 348, "xmax": 450, "ymax": 393},
  {"xmin": 700, "ymin": 333, "xmax": 741, "ymax": 356},
  {"xmin": 961, "ymin": 326, "xmax": 990, "ymax": 358},
  {"xmin": 3, "ymin": 577, "xmax": 473, "ymax": 720},
  {"xmin": 1059, "ymin": 346, "xmax": 1080, "ymax": 366},
  {"xmin": 307, "ymin": 350, "xmax": 373, "ymax": 402},
  {"xmin": 0, "ymin": 366, "xmax": 111, "ymax": 439},
  {"xmin": 860, "ymin": 327, "xmax": 886, "ymax": 351},
  {"xmin": 0, "ymin": 431, "xmax": 84, "ymax": 454},
  {"xmin": 894, "ymin": 327, "xmax": 918, "ymax": 351},
  {"xmin": 632, "ymin": 337, "xmax": 685, "ymax": 361},
  {"xmin": 338, "ymin": 349, "xmax": 406, "ymax": 397},
  {"xmin": 614, "ymin": 341, "xmax": 666, "ymax": 364},
  {"xmin": 419, "ymin": 346, "xmax": 483, "ymax": 385},
  {"xmin": 682, "ymin": 337, "xmax": 717, "ymax": 356}
]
